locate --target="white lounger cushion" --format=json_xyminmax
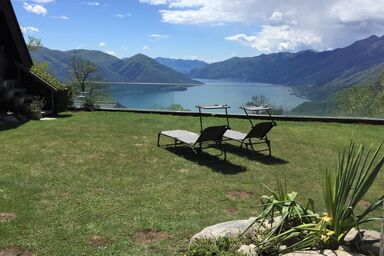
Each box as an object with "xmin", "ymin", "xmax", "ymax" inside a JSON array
[
  {"xmin": 224, "ymin": 129, "xmax": 247, "ymax": 141},
  {"xmin": 160, "ymin": 130, "xmax": 200, "ymax": 145}
]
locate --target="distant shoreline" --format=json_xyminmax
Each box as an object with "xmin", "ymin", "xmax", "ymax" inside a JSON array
[{"xmin": 89, "ymin": 81, "xmax": 203, "ymax": 86}]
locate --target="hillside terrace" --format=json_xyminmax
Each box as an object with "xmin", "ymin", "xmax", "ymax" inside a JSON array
[{"xmin": 0, "ymin": 111, "xmax": 383, "ymax": 255}]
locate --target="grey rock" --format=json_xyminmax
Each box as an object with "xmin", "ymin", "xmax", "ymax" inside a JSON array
[
  {"xmin": 344, "ymin": 229, "xmax": 381, "ymax": 255},
  {"xmin": 190, "ymin": 216, "xmax": 283, "ymax": 245},
  {"xmin": 361, "ymin": 230, "xmax": 380, "ymax": 242},
  {"xmin": 190, "ymin": 217, "xmax": 258, "ymax": 244},
  {"xmin": 338, "ymin": 245, "xmax": 351, "ymax": 252},
  {"xmin": 284, "ymin": 249, "xmax": 363, "ymax": 256},
  {"xmin": 237, "ymin": 244, "xmax": 258, "ymax": 256},
  {"xmin": 344, "ymin": 228, "xmax": 360, "ymax": 243}
]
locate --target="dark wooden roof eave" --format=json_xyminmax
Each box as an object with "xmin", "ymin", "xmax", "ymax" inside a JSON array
[
  {"xmin": 1, "ymin": 0, "xmax": 33, "ymax": 68},
  {"xmin": 15, "ymin": 62, "xmax": 58, "ymax": 92}
]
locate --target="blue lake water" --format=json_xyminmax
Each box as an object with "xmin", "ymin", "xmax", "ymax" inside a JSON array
[{"xmin": 99, "ymin": 80, "xmax": 307, "ymax": 113}]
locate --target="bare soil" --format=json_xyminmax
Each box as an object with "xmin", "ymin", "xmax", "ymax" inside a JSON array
[
  {"xmin": 226, "ymin": 191, "xmax": 251, "ymax": 200},
  {"xmin": 357, "ymin": 200, "xmax": 371, "ymax": 209},
  {"xmin": 0, "ymin": 213, "xmax": 16, "ymax": 223},
  {"xmin": 0, "ymin": 246, "xmax": 32, "ymax": 256},
  {"xmin": 86, "ymin": 235, "xmax": 110, "ymax": 248},
  {"xmin": 134, "ymin": 230, "xmax": 171, "ymax": 244},
  {"xmin": 226, "ymin": 208, "xmax": 238, "ymax": 214}
]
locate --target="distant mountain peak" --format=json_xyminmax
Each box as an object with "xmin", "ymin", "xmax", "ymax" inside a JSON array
[
  {"xmin": 368, "ymin": 35, "xmax": 380, "ymax": 39},
  {"xmin": 131, "ymin": 53, "xmax": 150, "ymax": 58},
  {"xmin": 155, "ymin": 57, "xmax": 208, "ymax": 74},
  {"xmin": 31, "ymin": 48, "xmax": 201, "ymax": 84}
]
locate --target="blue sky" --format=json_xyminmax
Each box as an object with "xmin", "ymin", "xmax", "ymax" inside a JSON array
[{"xmin": 12, "ymin": 0, "xmax": 384, "ymax": 62}]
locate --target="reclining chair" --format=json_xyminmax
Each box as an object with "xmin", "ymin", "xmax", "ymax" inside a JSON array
[
  {"xmin": 157, "ymin": 125, "xmax": 229, "ymax": 164},
  {"xmin": 223, "ymin": 122, "xmax": 276, "ymax": 156}
]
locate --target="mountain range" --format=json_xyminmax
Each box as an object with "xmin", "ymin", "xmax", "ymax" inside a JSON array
[
  {"xmin": 155, "ymin": 57, "xmax": 207, "ymax": 74},
  {"xmin": 31, "ymin": 48, "xmax": 202, "ymax": 84},
  {"xmin": 31, "ymin": 35, "xmax": 384, "ymax": 101},
  {"xmin": 191, "ymin": 35, "xmax": 384, "ymax": 100}
]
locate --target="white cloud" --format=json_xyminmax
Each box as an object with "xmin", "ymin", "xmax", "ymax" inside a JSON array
[
  {"xmin": 49, "ymin": 15, "xmax": 69, "ymax": 20},
  {"xmin": 99, "ymin": 42, "xmax": 106, "ymax": 47},
  {"xmin": 23, "ymin": 2, "xmax": 47, "ymax": 15},
  {"xmin": 85, "ymin": 2, "xmax": 100, "ymax": 6},
  {"xmin": 113, "ymin": 13, "xmax": 131, "ymax": 18},
  {"xmin": 76, "ymin": 44, "xmax": 85, "ymax": 49},
  {"xmin": 226, "ymin": 26, "xmax": 322, "ymax": 53},
  {"xmin": 186, "ymin": 55, "xmax": 200, "ymax": 60},
  {"xmin": 149, "ymin": 34, "xmax": 169, "ymax": 40},
  {"xmin": 105, "ymin": 50, "xmax": 116, "ymax": 56},
  {"xmin": 210, "ymin": 22, "xmax": 225, "ymax": 27},
  {"xmin": 330, "ymin": 0, "xmax": 384, "ymax": 24},
  {"xmin": 269, "ymin": 11, "xmax": 297, "ymax": 26},
  {"xmin": 31, "ymin": 0, "xmax": 54, "ymax": 3},
  {"xmin": 139, "ymin": 0, "xmax": 168, "ymax": 5},
  {"xmin": 140, "ymin": 0, "xmax": 384, "ymax": 53},
  {"xmin": 20, "ymin": 26, "xmax": 39, "ymax": 34},
  {"xmin": 143, "ymin": 45, "xmax": 149, "ymax": 50}
]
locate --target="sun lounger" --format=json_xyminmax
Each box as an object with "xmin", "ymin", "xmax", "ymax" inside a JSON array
[
  {"xmin": 157, "ymin": 125, "xmax": 229, "ymax": 164},
  {"xmin": 223, "ymin": 122, "xmax": 276, "ymax": 156}
]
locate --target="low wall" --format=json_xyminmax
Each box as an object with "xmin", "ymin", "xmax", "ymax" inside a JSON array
[{"xmin": 92, "ymin": 107, "xmax": 384, "ymax": 125}]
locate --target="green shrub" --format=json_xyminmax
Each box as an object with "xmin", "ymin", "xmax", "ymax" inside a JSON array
[{"xmin": 165, "ymin": 104, "xmax": 190, "ymax": 111}]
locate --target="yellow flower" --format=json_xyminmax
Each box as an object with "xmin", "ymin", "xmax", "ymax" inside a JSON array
[{"xmin": 322, "ymin": 216, "xmax": 332, "ymax": 223}]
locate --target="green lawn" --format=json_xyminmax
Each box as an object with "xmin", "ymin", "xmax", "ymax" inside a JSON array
[{"xmin": 0, "ymin": 111, "xmax": 383, "ymax": 255}]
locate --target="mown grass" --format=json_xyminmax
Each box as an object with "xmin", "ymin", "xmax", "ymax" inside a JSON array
[{"xmin": 0, "ymin": 111, "xmax": 383, "ymax": 255}]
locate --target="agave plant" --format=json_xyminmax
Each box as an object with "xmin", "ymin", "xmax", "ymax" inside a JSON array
[
  {"xmin": 240, "ymin": 178, "xmax": 318, "ymax": 254},
  {"xmin": 241, "ymin": 178, "xmax": 316, "ymax": 235}
]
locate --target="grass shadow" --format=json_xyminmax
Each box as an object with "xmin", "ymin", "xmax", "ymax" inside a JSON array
[
  {"xmin": 163, "ymin": 146, "xmax": 247, "ymax": 175},
  {"xmin": 48, "ymin": 113, "xmax": 73, "ymax": 119},
  {"xmin": 0, "ymin": 118, "xmax": 28, "ymax": 131},
  {"xmin": 0, "ymin": 123, "xmax": 23, "ymax": 131},
  {"xmin": 224, "ymin": 143, "xmax": 289, "ymax": 165}
]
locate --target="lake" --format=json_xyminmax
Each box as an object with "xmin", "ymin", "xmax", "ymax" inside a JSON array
[{"xmin": 98, "ymin": 80, "xmax": 307, "ymax": 113}]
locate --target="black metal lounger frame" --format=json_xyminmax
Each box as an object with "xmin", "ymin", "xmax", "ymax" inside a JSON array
[
  {"xmin": 224, "ymin": 106, "xmax": 277, "ymax": 156},
  {"xmin": 157, "ymin": 125, "xmax": 228, "ymax": 164},
  {"xmin": 157, "ymin": 104, "xmax": 230, "ymax": 164}
]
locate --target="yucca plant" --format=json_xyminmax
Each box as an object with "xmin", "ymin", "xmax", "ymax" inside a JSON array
[
  {"xmin": 320, "ymin": 141, "xmax": 384, "ymax": 247},
  {"xmin": 279, "ymin": 141, "xmax": 384, "ymax": 253},
  {"xmin": 244, "ymin": 141, "xmax": 384, "ymax": 255}
]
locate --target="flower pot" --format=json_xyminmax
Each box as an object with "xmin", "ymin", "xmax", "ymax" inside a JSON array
[{"xmin": 30, "ymin": 110, "xmax": 41, "ymax": 120}]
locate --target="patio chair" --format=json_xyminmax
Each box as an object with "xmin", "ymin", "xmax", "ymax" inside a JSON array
[
  {"xmin": 157, "ymin": 125, "xmax": 229, "ymax": 164},
  {"xmin": 223, "ymin": 121, "xmax": 276, "ymax": 156}
]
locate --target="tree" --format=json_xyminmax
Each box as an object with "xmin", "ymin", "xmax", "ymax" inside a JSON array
[
  {"xmin": 27, "ymin": 36, "xmax": 43, "ymax": 51},
  {"xmin": 246, "ymin": 94, "xmax": 284, "ymax": 115},
  {"xmin": 246, "ymin": 94, "xmax": 270, "ymax": 107},
  {"xmin": 71, "ymin": 55, "xmax": 97, "ymax": 92}
]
